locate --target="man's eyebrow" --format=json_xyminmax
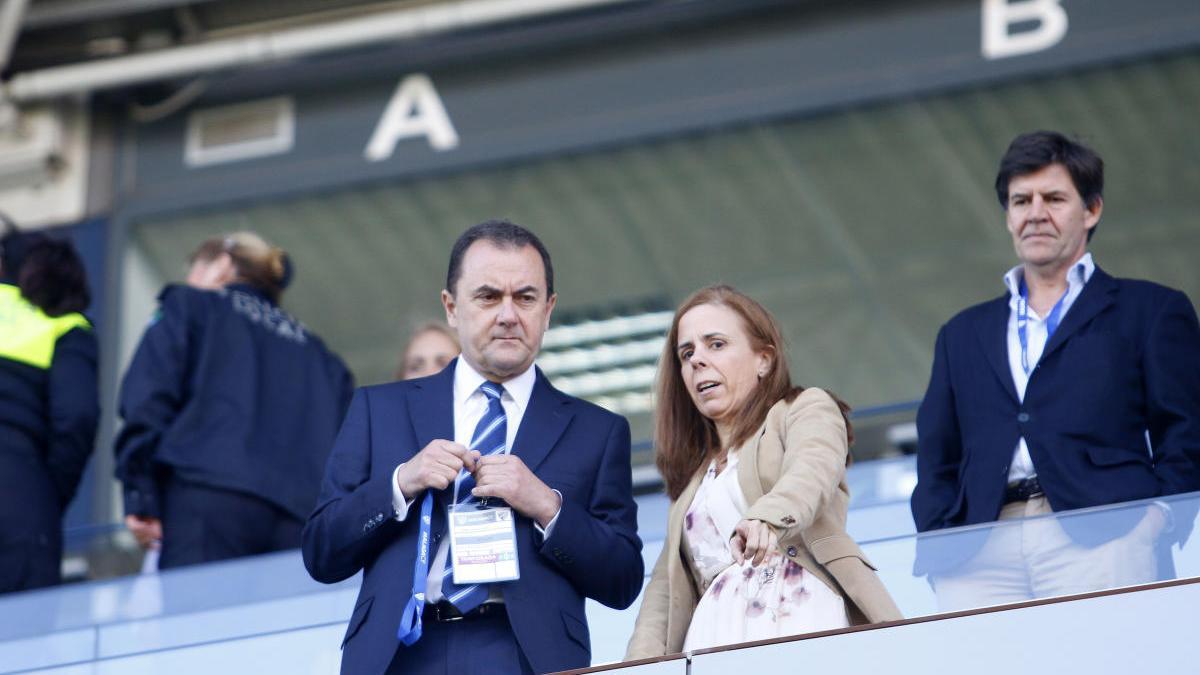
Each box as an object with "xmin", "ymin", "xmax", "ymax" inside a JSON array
[
  {"xmin": 514, "ymin": 285, "xmax": 541, "ymax": 297},
  {"xmin": 472, "ymin": 284, "xmax": 501, "ymax": 296}
]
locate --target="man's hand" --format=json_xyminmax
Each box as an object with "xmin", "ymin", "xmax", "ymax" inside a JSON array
[
  {"xmin": 395, "ymin": 440, "xmax": 480, "ymax": 500},
  {"xmin": 471, "ymin": 455, "xmax": 561, "ymax": 527},
  {"xmin": 730, "ymin": 519, "xmax": 778, "ymax": 566},
  {"xmin": 125, "ymin": 514, "xmax": 162, "ymax": 550}
]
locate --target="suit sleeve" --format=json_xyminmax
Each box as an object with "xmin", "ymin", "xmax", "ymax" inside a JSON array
[
  {"xmin": 302, "ymin": 388, "xmax": 407, "ymax": 584},
  {"xmin": 1144, "ymin": 290, "xmax": 1200, "ymax": 496},
  {"xmin": 624, "ymin": 538, "xmax": 672, "ymax": 660},
  {"xmin": 538, "ymin": 415, "xmax": 644, "ymax": 609},
  {"xmin": 45, "ymin": 327, "xmax": 100, "ymax": 508},
  {"xmin": 113, "ymin": 293, "xmax": 191, "ymax": 519},
  {"xmin": 911, "ymin": 325, "xmax": 965, "ymax": 532},
  {"xmin": 744, "ymin": 389, "xmax": 848, "ymax": 538}
]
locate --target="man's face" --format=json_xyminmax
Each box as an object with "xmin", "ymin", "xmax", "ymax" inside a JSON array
[
  {"xmin": 1005, "ymin": 163, "xmax": 1102, "ymax": 272},
  {"xmin": 442, "ymin": 241, "xmax": 556, "ymax": 382}
]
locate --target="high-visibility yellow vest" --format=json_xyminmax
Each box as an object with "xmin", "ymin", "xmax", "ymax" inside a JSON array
[{"xmin": 0, "ymin": 283, "xmax": 92, "ymax": 370}]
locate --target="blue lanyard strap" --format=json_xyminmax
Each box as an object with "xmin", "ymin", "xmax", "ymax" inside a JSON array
[
  {"xmin": 1017, "ymin": 278, "xmax": 1069, "ymax": 375},
  {"xmin": 396, "ymin": 491, "xmax": 434, "ymax": 646}
]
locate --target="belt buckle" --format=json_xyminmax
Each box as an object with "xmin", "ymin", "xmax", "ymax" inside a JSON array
[{"xmin": 437, "ymin": 604, "xmax": 464, "ymax": 622}]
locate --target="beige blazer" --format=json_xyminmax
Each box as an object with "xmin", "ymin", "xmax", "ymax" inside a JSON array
[{"xmin": 625, "ymin": 388, "xmax": 902, "ymax": 659}]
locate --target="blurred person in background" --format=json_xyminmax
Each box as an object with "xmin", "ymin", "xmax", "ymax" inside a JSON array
[
  {"xmin": 626, "ymin": 285, "xmax": 900, "ymax": 658},
  {"xmin": 395, "ymin": 321, "xmax": 459, "ymax": 380},
  {"xmin": 911, "ymin": 131, "xmax": 1200, "ymax": 609},
  {"xmin": 0, "ymin": 219, "xmax": 99, "ymax": 593},
  {"xmin": 115, "ymin": 232, "xmax": 353, "ymax": 570}
]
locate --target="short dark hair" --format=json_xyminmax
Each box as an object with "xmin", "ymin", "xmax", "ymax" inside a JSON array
[
  {"xmin": 1, "ymin": 226, "xmax": 91, "ymax": 316},
  {"xmin": 445, "ymin": 220, "xmax": 554, "ymax": 297},
  {"xmin": 995, "ymin": 131, "xmax": 1104, "ymax": 240}
]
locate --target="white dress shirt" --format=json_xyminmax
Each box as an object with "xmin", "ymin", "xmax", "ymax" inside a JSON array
[
  {"xmin": 1002, "ymin": 252, "xmax": 1094, "ymax": 483},
  {"xmin": 390, "ymin": 358, "xmax": 559, "ymax": 602}
]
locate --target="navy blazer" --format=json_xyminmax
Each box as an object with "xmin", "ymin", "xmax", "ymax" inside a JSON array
[
  {"xmin": 301, "ymin": 361, "xmax": 644, "ymax": 675},
  {"xmin": 911, "ymin": 268, "xmax": 1200, "ymax": 575},
  {"xmin": 116, "ymin": 284, "xmax": 353, "ymax": 521}
]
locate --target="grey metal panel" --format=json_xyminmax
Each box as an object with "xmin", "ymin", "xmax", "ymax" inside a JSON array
[
  {"xmin": 120, "ymin": 0, "xmax": 1200, "ymax": 218},
  {"xmin": 126, "ymin": 50, "xmax": 1200, "ymax": 420}
]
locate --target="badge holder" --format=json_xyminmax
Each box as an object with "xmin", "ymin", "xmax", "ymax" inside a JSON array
[{"xmin": 447, "ymin": 474, "xmax": 520, "ymax": 585}]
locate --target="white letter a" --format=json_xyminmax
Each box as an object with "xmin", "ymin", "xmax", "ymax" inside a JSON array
[{"xmin": 365, "ymin": 74, "xmax": 460, "ymax": 161}]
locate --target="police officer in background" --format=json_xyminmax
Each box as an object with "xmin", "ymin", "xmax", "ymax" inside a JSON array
[
  {"xmin": 0, "ymin": 220, "xmax": 99, "ymax": 593},
  {"xmin": 115, "ymin": 232, "xmax": 353, "ymax": 569}
]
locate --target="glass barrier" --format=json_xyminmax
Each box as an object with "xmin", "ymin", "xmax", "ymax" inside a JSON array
[
  {"xmin": 6, "ymin": 491, "xmax": 1198, "ymax": 673},
  {"xmin": 863, "ymin": 490, "xmax": 1200, "ymax": 618},
  {"xmin": 0, "ymin": 549, "xmax": 359, "ymax": 673}
]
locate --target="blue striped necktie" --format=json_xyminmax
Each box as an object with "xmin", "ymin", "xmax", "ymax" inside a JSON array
[{"xmin": 441, "ymin": 381, "xmax": 508, "ymax": 613}]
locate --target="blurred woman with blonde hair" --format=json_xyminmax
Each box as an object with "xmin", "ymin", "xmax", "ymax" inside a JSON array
[
  {"xmin": 395, "ymin": 321, "xmax": 460, "ymax": 380},
  {"xmin": 116, "ymin": 232, "xmax": 354, "ymax": 569}
]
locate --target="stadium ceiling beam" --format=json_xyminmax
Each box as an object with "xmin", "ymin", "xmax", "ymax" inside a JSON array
[
  {"xmin": 22, "ymin": 0, "xmax": 221, "ymax": 30},
  {"xmin": 0, "ymin": 0, "xmax": 29, "ymax": 73},
  {"xmin": 2, "ymin": 0, "xmax": 643, "ymax": 103}
]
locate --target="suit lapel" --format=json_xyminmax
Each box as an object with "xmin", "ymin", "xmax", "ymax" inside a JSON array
[
  {"xmin": 407, "ymin": 359, "xmax": 456, "ymax": 449},
  {"xmin": 1040, "ymin": 266, "xmax": 1117, "ymax": 363},
  {"xmin": 973, "ymin": 294, "xmax": 1019, "ymax": 404},
  {"xmin": 511, "ymin": 368, "xmax": 573, "ymax": 473}
]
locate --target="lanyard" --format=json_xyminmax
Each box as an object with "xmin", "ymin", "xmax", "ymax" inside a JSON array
[
  {"xmin": 1017, "ymin": 277, "xmax": 1069, "ymax": 375},
  {"xmin": 396, "ymin": 491, "xmax": 434, "ymax": 646}
]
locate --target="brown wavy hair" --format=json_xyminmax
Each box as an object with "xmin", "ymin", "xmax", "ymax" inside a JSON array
[{"xmin": 655, "ymin": 285, "xmax": 854, "ymax": 500}]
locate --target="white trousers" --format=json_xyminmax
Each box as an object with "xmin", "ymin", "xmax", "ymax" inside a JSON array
[{"xmin": 932, "ymin": 497, "xmax": 1164, "ymax": 613}]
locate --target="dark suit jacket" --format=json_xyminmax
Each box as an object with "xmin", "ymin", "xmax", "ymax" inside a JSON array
[
  {"xmin": 911, "ymin": 267, "xmax": 1200, "ymax": 575},
  {"xmin": 301, "ymin": 361, "xmax": 644, "ymax": 674}
]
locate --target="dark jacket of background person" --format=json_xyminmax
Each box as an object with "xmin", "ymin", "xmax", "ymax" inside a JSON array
[
  {"xmin": 911, "ymin": 268, "xmax": 1200, "ymax": 575},
  {"xmin": 115, "ymin": 283, "xmax": 354, "ymax": 528},
  {"xmin": 0, "ymin": 233, "xmax": 99, "ymax": 593}
]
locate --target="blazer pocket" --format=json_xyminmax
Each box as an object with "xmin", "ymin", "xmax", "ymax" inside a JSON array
[
  {"xmin": 341, "ymin": 595, "xmax": 374, "ymax": 649},
  {"xmin": 809, "ymin": 534, "xmax": 878, "ymax": 571},
  {"xmin": 561, "ymin": 609, "xmax": 590, "ymax": 651},
  {"xmin": 1085, "ymin": 445, "xmax": 1151, "ymax": 468}
]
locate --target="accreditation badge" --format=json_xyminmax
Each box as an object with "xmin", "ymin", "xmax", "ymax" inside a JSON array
[{"xmin": 447, "ymin": 504, "xmax": 520, "ymax": 584}]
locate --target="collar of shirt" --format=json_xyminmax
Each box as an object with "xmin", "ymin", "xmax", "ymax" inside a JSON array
[
  {"xmin": 452, "ymin": 357, "xmax": 536, "ymax": 418},
  {"xmin": 1002, "ymin": 251, "xmax": 1095, "ymax": 314}
]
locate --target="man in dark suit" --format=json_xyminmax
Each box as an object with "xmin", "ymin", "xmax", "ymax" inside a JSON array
[
  {"xmin": 910, "ymin": 131, "xmax": 1200, "ymax": 609},
  {"xmin": 302, "ymin": 220, "xmax": 644, "ymax": 674}
]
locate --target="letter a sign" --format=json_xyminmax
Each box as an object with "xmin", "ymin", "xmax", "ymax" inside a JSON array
[
  {"xmin": 365, "ymin": 73, "xmax": 460, "ymax": 161},
  {"xmin": 981, "ymin": 0, "xmax": 1068, "ymax": 60}
]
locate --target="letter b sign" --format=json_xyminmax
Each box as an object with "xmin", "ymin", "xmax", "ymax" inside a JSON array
[{"xmin": 982, "ymin": 0, "xmax": 1068, "ymax": 60}]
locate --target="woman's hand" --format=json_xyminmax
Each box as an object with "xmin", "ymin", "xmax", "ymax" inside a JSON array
[{"xmin": 730, "ymin": 519, "xmax": 778, "ymax": 566}]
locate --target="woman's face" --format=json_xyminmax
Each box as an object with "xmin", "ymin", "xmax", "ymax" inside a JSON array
[
  {"xmin": 186, "ymin": 254, "xmax": 235, "ymax": 290},
  {"xmin": 401, "ymin": 329, "xmax": 460, "ymax": 380},
  {"xmin": 675, "ymin": 303, "xmax": 771, "ymax": 430}
]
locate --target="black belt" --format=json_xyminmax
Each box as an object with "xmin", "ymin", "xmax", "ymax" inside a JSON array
[
  {"xmin": 1004, "ymin": 476, "xmax": 1044, "ymax": 503},
  {"xmin": 423, "ymin": 601, "xmax": 505, "ymax": 623}
]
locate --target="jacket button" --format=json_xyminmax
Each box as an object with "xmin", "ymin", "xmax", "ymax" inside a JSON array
[
  {"xmin": 1017, "ymin": 412, "xmax": 1030, "ymax": 423},
  {"xmin": 781, "ymin": 516, "xmax": 796, "ymax": 526},
  {"xmin": 786, "ymin": 546, "xmax": 797, "ymax": 557}
]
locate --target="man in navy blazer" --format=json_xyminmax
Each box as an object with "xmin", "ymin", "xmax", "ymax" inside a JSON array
[
  {"xmin": 302, "ymin": 221, "xmax": 643, "ymax": 674},
  {"xmin": 911, "ymin": 131, "xmax": 1200, "ymax": 608}
]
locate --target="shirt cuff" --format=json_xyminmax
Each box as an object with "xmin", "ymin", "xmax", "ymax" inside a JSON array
[
  {"xmin": 534, "ymin": 489, "xmax": 563, "ymax": 538},
  {"xmin": 391, "ymin": 464, "xmax": 415, "ymax": 521}
]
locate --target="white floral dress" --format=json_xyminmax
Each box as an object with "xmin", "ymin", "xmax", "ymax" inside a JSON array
[{"xmin": 681, "ymin": 453, "xmax": 849, "ymax": 652}]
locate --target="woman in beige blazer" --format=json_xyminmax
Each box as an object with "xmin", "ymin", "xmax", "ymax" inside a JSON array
[{"xmin": 626, "ymin": 285, "xmax": 901, "ymax": 659}]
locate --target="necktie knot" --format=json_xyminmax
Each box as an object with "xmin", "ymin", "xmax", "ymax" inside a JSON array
[{"xmin": 480, "ymin": 382, "xmax": 504, "ymax": 401}]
